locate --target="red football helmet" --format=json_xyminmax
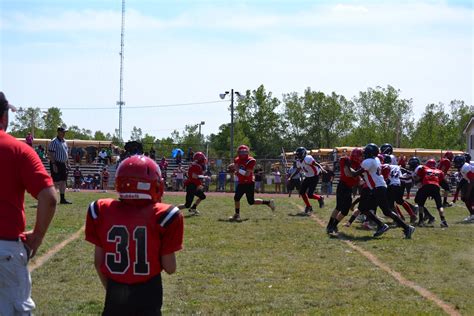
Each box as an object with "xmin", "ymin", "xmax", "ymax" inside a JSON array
[
  {"xmin": 398, "ymin": 155, "xmax": 407, "ymax": 168},
  {"xmin": 443, "ymin": 151, "xmax": 454, "ymax": 161},
  {"xmin": 237, "ymin": 144, "xmax": 249, "ymax": 159},
  {"xmin": 425, "ymin": 159, "xmax": 437, "ymax": 169},
  {"xmin": 350, "ymin": 148, "xmax": 363, "ymax": 164},
  {"xmin": 377, "ymin": 154, "xmax": 385, "ymax": 163},
  {"xmin": 115, "ymin": 155, "xmax": 163, "ymax": 203},
  {"xmin": 193, "ymin": 151, "xmax": 207, "ymax": 166}
]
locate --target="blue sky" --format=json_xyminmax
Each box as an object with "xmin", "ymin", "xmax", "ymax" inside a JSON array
[{"xmin": 1, "ymin": 0, "xmax": 472, "ymax": 141}]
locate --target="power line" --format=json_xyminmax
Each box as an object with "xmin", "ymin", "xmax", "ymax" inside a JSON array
[{"xmin": 37, "ymin": 100, "xmax": 227, "ymax": 111}]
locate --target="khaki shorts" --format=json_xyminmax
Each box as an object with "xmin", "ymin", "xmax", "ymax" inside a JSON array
[{"xmin": 0, "ymin": 240, "xmax": 35, "ymax": 316}]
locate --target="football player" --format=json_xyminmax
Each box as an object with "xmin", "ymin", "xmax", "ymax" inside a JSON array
[
  {"xmin": 290, "ymin": 147, "xmax": 325, "ymax": 215},
  {"xmin": 384, "ymin": 155, "xmax": 417, "ymax": 224},
  {"xmin": 229, "ymin": 145, "xmax": 275, "ymax": 221},
  {"xmin": 177, "ymin": 152, "xmax": 209, "ymax": 215},
  {"xmin": 414, "ymin": 159, "xmax": 448, "ymax": 227},
  {"xmin": 326, "ymin": 148, "xmax": 363, "ymax": 234},
  {"xmin": 349, "ymin": 143, "xmax": 415, "ymax": 239},
  {"xmin": 85, "ymin": 155, "xmax": 184, "ymax": 315},
  {"xmin": 454, "ymin": 154, "xmax": 474, "ymax": 221},
  {"xmin": 438, "ymin": 151, "xmax": 454, "ymax": 207}
]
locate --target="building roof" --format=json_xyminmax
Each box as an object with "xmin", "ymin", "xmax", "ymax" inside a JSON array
[{"xmin": 463, "ymin": 116, "xmax": 474, "ymax": 135}]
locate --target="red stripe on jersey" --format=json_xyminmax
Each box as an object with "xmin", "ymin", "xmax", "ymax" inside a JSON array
[
  {"xmin": 310, "ymin": 164, "xmax": 318, "ymax": 176},
  {"xmin": 366, "ymin": 171, "xmax": 376, "ymax": 189}
]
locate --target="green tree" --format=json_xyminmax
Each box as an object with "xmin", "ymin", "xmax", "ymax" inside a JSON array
[
  {"xmin": 141, "ymin": 133, "xmax": 157, "ymax": 153},
  {"xmin": 235, "ymin": 85, "xmax": 282, "ymax": 158},
  {"xmin": 346, "ymin": 85, "xmax": 414, "ymax": 147},
  {"xmin": 9, "ymin": 107, "xmax": 45, "ymax": 138},
  {"xmin": 94, "ymin": 130, "xmax": 107, "ymax": 141},
  {"xmin": 130, "ymin": 126, "xmax": 143, "ymax": 142},
  {"xmin": 43, "ymin": 107, "xmax": 64, "ymax": 139}
]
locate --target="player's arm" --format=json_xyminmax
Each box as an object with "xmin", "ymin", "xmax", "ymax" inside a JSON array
[
  {"xmin": 94, "ymin": 246, "xmax": 107, "ymax": 289},
  {"xmin": 161, "ymin": 253, "xmax": 177, "ymax": 274},
  {"xmin": 313, "ymin": 161, "xmax": 327, "ymax": 173}
]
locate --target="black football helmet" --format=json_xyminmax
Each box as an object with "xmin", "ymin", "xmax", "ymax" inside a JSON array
[
  {"xmin": 383, "ymin": 154, "xmax": 392, "ymax": 164},
  {"xmin": 380, "ymin": 143, "xmax": 393, "ymax": 155},
  {"xmin": 407, "ymin": 156, "xmax": 421, "ymax": 171},
  {"xmin": 464, "ymin": 152, "xmax": 472, "ymax": 163},
  {"xmin": 453, "ymin": 155, "xmax": 466, "ymax": 169},
  {"xmin": 363, "ymin": 143, "xmax": 379, "ymax": 159},
  {"xmin": 295, "ymin": 147, "xmax": 307, "ymax": 161}
]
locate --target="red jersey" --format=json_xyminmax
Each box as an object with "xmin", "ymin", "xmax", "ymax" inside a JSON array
[
  {"xmin": 85, "ymin": 198, "xmax": 184, "ymax": 284},
  {"xmin": 381, "ymin": 163, "xmax": 391, "ymax": 180},
  {"xmin": 234, "ymin": 156, "xmax": 256, "ymax": 184},
  {"xmin": 339, "ymin": 157, "xmax": 360, "ymax": 188},
  {"xmin": 185, "ymin": 162, "xmax": 203, "ymax": 186},
  {"xmin": 416, "ymin": 166, "xmax": 444, "ymax": 187},
  {"xmin": 437, "ymin": 158, "xmax": 451, "ymax": 174},
  {"xmin": 0, "ymin": 131, "xmax": 53, "ymax": 240}
]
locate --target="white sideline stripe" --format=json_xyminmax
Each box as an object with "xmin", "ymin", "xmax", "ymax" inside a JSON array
[
  {"xmin": 297, "ymin": 205, "xmax": 461, "ymax": 316},
  {"xmin": 29, "ymin": 226, "xmax": 85, "ymax": 273}
]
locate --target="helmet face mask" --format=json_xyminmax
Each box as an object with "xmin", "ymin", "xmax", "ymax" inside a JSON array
[
  {"xmin": 363, "ymin": 143, "xmax": 379, "ymax": 159},
  {"xmin": 425, "ymin": 159, "xmax": 436, "ymax": 169},
  {"xmin": 443, "ymin": 151, "xmax": 454, "ymax": 161},
  {"xmin": 237, "ymin": 145, "xmax": 250, "ymax": 159},
  {"xmin": 115, "ymin": 155, "xmax": 163, "ymax": 203},
  {"xmin": 408, "ymin": 156, "xmax": 421, "ymax": 170},
  {"xmin": 383, "ymin": 154, "xmax": 392, "ymax": 164},
  {"xmin": 453, "ymin": 155, "xmax": 466, "ymax": 169},
  {"xmin": 193, "ymin": 151, "xmax": 207, "ymax": 166},
  {"xmin": 295, "ymin": 147, "xmax": 307, "ymax": 161},
  {"xmin": 380, "ymin": 143, "xmax": 393, "ymax": 155}
]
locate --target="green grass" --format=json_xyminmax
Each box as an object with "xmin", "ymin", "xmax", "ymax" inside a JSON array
[{"xmin": 24, "ymin": 191, "xmax": 473, "ymax": 315}]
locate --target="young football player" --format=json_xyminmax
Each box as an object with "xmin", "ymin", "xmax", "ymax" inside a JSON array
[
  {"xmin": 454, "ymin": 154, "xmax": 474, "ymax": 221},
  {"xmin": 438, "ymin": 151, "xmax": 454, "ymax": 207},
  {"xmin": 177, "ymin": 152, "xmax": 209, "ymax": 215},
  {"xmin": 326, "ymin": 148, "xmax": 363, "ymax": 234},
  {"xmin": 350, "ymin": 143, "xmax": 415, "ymax": 239},
  {"xmin": 384, "ymin": 155, "xmax": 417, "ymax": 224},
  {"xmin": 101, "ymin": 167, "xmax": 109, "ymax": 192},
  {"xmin": 290, "ymin": 147, "xmax": 325, "ymax": 215},
  {"xmin": 85, "ymin": 155, "xmax": 184, "ymax": 315},
  {"xmin": 229, "ymin": 145, "xmax": 275, "ymax": 221},
  {"xmin": 414, "ymin": 159, "xmax": 448, "ymax": 227}
]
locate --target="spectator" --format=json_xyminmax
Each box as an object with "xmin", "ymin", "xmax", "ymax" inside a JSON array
[
  {"xmin": 273, "ymin": 167, "xmax": 282, "ymax": 193},
  {"xmin": 218, "ymin": 168, "xmax": 226, "ymax": 192},
  {"xmin": 0, "ymin": 91, "xmax": 56, "ymax": 315},
  {"xmin": 150, "ymin": 147, "xmax": 156, "ymax": 160},
  {"xmin": 101, "ymin": 167, "xmax": 109, "ymax": 192},
  {"xmin": 25, "ymin": 132, "xmax": 33, "ymax": 147},
  {"xmin": 187, "ymin": 147, "xmax": 194, "ymax": 162},
  {"xmin": 175, "ymin": 151, "xmax": 182, "ymax": 165},
  {"xmin": 175, "ymin": 164, "xmax": 184, "ymax": 191},
  {"xmin": 98, "ymin": 149, "xmax": 108, "ymax": 164},
  {"xmin": 93, "ymin": 172, "xmax": 101, "ymax": 190},
  {"xmin": 321, "ymin": 165, "xmax": 335, "ymax": 197},
  {"xmin": 86, "ymin": 146, "xmax": 97, "ymax": 164},
  {"xmin": 106, "ymin": 145, "xmax": 112, "ymax": 162},
  {"xmin": 255, "ymin": 166, "xmax": 263, "ymax": 193},
  {"xmin": 73, "ymin": 166, "xmax": 83, "ymax": 192},
  {"xmin": 35, "ymin": 145, "xmax": 45, "ymax": 160},
  {"xmin": 48, "ymin": 127, "xmax": 72, "ymax": 204},
  {"xmin": 85, "ymin": 174, "xmax": 94, "ymax": 189}
]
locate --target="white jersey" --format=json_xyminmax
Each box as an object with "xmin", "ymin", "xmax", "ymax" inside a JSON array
[
  {"xmin": 388, "ymin": 165, "xmax": 401, "ymax": 186},
  {"xmin": 460, "ymin": 163, "xmax": 474, "ymax": 181},
  {"xmin": 400, "ymin": 169, "xmax": 413, "ymax": 184},
  {"xmin": 389, "ymin": 155, "xmax": 398, "ymax": 165},
  {"xmin": 413, "ymin": 165, "xmax": 424, "ymax": 188},
  {"xmin": 361, "ymin": 157, "xmax": 387, "ymax": 189},
  {"xmin": 296, "ymin": 155, "xmax": 320, "ymax": 178}
]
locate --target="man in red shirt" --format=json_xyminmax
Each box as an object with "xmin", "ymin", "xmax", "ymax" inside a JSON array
[
  {"xmin": 177, "ymin": 152, "xmax": 209, "ymax": 215},
  {"xmin": 85, "ymin": 155, "xmax": 183, "ymax": 315},
  {"xmin": 229, "ymin": 145, "xmax": 275, "ymax": 221},
  {"xmin": 0, "ymin": 92, "xmax": 57, "ymax": 315},
  {"xmin": 438, "ymin": 151, "xmax": 453, "ymax": 207},
  {"xmin": 415, "ymin": 159, "xmax": 448, "ymax": 227}
]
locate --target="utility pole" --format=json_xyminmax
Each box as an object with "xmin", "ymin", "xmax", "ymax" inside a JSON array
[
  {"xmin": 219, "ymin": 89, "xmax": 242, "ymax": 159},
  {"xmin": 117, "ymin": 0, "xmax": 126, "ymax": 142}
]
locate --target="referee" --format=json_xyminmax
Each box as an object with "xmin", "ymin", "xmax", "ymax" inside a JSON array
[{"xmin": 48, "ymin": 127, "xmax": 72, "ymax": 204}]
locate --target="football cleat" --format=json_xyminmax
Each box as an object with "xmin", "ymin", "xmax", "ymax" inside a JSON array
[
  {"xmin": 373, "ymin": 224, "xmax": 390, "ymax": 237},
  {"xmin": 229, "ymin": 213, "xmax": 241, "ymax": 222},
  {"xmin": 304, "ymin": 205, "xmax": 313, "ymax": 215},
  {"xmin": 440, "ymin": 221, "xmax": 449, "ymax": 228},
  {"xmin": 404, "ymin": 225, "xmax": 416, "ymax": 239},
  {"xmin": 318, "ymin": 196, "xmax": 325, "ymax": 208}
]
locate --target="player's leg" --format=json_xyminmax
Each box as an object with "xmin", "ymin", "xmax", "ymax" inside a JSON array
[
  {"xmin": 394, "ymin": 185, "xmax": 416, "ymax": 223},
  {"xmin": 190, "ymin": 186, "xmax": 207, "ymax": 215},
  {"xmin": 306, "ymin": 176, "xmax": 324, "ymax": 208},
  {"xmin": 249, "ymin": 183, "xmax": 275, "ymax": 211},
  {"xmin": 299, "ymin": 178, "xmax": 313, "ymax": 213},
  {"xmin": 327, "ymin": 182, "xmax": 351, "ymax": 233},
  {"xmin": 374, "ymin": 187, "xmax": 414, "ymax": 238},
  {"xmin": 358, "ymin": 188, "xmax": 386, "ymax": 234},
  {"xmin": 430, "ymin": 185, "xmax": 447, "ymax": 227},
  {"xmin": 231, "ymin": 184, "xmax": 246, "ymax": 220}
]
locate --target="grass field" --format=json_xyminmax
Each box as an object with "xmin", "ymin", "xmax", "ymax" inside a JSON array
[{"xmin": 25, "ymin": 191, "xmax": 474, "ymax": 315}]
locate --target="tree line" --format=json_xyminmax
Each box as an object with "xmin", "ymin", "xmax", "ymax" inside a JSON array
[{"xmin": 9, "ymin": 84, "xmax": 473, "ymax": 159}]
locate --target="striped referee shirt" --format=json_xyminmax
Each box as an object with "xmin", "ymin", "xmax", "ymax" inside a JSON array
[{"xmin": 48, "ymin": 137, "xmax": 69, "ymax": 163}]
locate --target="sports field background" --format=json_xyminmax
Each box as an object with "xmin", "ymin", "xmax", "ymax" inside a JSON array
[{"xmin": 25, "ymin": 191, "xmax": 474, "ymax": 315}]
